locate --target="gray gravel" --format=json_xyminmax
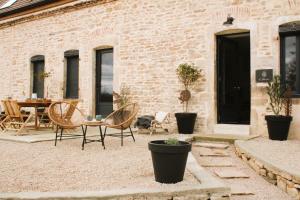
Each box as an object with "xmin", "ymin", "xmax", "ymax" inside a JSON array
[
  {"xmin": 192, "ymin": 141, "xmax": 293, "ymax": 200},
  {"xmin": 0, "ymin": 132, "xmax": 198, "ymax": 192}
]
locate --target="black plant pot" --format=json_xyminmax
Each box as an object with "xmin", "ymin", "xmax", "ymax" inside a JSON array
[
  {"xmin": 148, "ymin": 140, "xmax": 191, "ymax": 184},
  {"xmin": 175, "ymin": 113, "xmax": 197, "ymax": 134},
  {"xmin": 265, "ymin": 115, "xmax": 292, "ymax": 141}
]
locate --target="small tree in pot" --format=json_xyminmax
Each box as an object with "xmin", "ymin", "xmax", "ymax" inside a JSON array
[
  {"xmin": 265, "ymin": 75, "xmax": 293, "ymax": 140},
  {"xmin": 175, "ymin": 63, "xmax": 203, "ymax": 134}
]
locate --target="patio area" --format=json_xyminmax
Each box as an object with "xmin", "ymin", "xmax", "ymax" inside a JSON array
[{"xmin": 0, "ymin": 130, "xmax": 230, "ymax": 200}]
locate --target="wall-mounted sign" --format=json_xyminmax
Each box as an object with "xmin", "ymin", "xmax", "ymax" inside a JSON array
[{"xmin": 256, "ymin": 69, "xmax": 273, "ymax": 83}]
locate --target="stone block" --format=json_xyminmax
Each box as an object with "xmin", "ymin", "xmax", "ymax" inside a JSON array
[
  {"xmin": 287, "ymin": 187, "xmax": 299, "ymax": 199},
  {"xmin": 267, "ymin": 171, "xmax": 276, "ymax": 180},
  {"xmin": 277, "ymin": 177, "xmax": 287, "ymax": 192},
  {"xmin": 279, "ymin": 171, "xmax": 292, "ymax": 181},
  {"xmin": 248, "ymin": 159, "xmax": 260, "ymax": 173},
  {"xmin": 254, "ymin": 160, "xmax": 264, "ymax": 168},
  {"xmin": 259, "ymin": 168, "xmax": 267, "ymax": 176}
]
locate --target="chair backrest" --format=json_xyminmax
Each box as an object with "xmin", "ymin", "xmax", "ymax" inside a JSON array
[
  {"xmin": 63, "ymin": 99, "xmax": 79, "ymax": 120},
  {"xmin": 2, "ymin": 100, "xmax": 22, "ymax": 118},
  {"xmin": 104, "ymin": 103, "xmax": 138, "ymax": 129},
  {"xmin": 48, "ymin": 101, "xmax": 84, "ymax": 128},
  {"xmin": 155, "ymin": 111, "xmax": 169, "ymax": 123}
]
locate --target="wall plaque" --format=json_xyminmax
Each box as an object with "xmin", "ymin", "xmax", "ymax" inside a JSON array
[{"xmin": 256, "ymin": 69, "xmax": 273, "ymax": 83}]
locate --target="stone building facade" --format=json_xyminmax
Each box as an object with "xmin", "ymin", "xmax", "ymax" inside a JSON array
[{"xmin": 0, "ymin": 0, "xmax": 300, "ymax": 138}]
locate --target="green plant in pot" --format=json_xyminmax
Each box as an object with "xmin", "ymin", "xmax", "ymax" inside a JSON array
[
  {"xmin": 265, "ymin": 75, "xmax": 293, "ymax": 140},
  {"xmin": 175, "ymin": 63, "xmax": 203, "ymax": 134},
  {"xmin": 148, "ymin": 138, "xmax": 191, "ymax": 183}
]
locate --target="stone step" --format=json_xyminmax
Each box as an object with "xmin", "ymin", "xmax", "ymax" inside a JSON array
[
  {"xmin": 214, "ymin": 124, "xmax": 250, "ymax": 136},
  {"xmin": 194, "ymin": 142, "xmax": 229, "ymax": 149},
  {"xmin": 214, "ymin": 168, "xmax": 250, "ymax": 179},
  {"xmin": 198, "ymin": 147, "xmax": 229, "ymax": 157}
]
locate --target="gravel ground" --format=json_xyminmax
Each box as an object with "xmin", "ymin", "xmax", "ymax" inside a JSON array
[
  {"xmin": 0, "ymin": 132, "xmax": 198, "ymax": 193},
  {"xmin": 192, "ymin": 142, "xmax": 293, "ymax": 200}
]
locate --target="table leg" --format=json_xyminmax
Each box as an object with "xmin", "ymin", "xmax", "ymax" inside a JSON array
[
  {"xmin": 99, "ymin": 126, "xmax": 105, "ymax": 149},
  {"xmin": 81, "ymin": 125, "xmax": 87, "ymax": 150},
  {"xmin": 35, "ymin": 107, "xmax": 38, "ymax": 130}
]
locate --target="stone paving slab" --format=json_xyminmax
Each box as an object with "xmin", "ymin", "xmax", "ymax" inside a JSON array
[
  {"xmin": 194, "ymin": 142, "xmax": 229, "ymax": 149},
  {"xmin": 230, "ymin": 184, "xmax": 255, "ymax": 195},
  {"xmin": 198, "ymin": 157, "xmax": 234, "ymax": 167},
  {"xmin": 214, "ymin": 168, "xmax": 250, "ymax": 179},
  {"xmin": 198, "ymin": 147, "xmax": 229, "ymax": 157}
]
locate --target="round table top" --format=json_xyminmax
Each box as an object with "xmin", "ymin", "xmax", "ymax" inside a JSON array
[{"xmin": 82, "ymin": 120, "xmax": 104, "ymax": 126}]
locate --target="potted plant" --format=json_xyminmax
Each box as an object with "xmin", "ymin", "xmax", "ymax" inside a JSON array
[
  {"xmin": 265, "ymin": 75, "xmax": 293, "ymax": 140},
  {"xmin": 148, "ymin": 138, "xmax": 191, "ymax": 183},
  {"xmin": 175, "ymin": 63, "xmax": 203, "ymax": 134}
]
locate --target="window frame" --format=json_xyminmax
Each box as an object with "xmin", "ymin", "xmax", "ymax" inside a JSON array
[{"xmin": 280, "ymin": 29, "xmax": 300, "ymax": 98}]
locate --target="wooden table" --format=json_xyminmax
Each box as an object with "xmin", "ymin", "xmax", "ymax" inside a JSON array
[
  {"xmin": 81, "ymin": 121, "xmax": 105, "ymax": 150},
  {"xmin": 17, "ymin": 101, "xmax": 52, "ymax": 130}
]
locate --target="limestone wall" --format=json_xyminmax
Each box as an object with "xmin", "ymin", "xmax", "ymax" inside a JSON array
[{"xmin": 0, "ymin": 0, "xmax": 300, "ymax": 138}]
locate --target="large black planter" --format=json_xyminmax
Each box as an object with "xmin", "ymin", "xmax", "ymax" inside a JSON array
[
  {"xmin": 148, "ymin": 140, "xmax": 191, "ymax": 184},
  {"xmin": 175, "ymin": 113, "xmax": 197, "ymax": 134},
  {"xmin": 265, "ymin": 115, "xmax": 292, "ymax": 141}
]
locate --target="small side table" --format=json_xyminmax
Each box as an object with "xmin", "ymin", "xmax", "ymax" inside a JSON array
[{"xmin": 81, "ymin": 121, "xmax": 105, "ymax": 150}]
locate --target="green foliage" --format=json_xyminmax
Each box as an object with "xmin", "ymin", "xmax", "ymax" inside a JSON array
[
  {"xmin": 177, "ymin": 63, "xmax": 202, "ymax": 90},
  {"xmin": 266, "ymin": 75, "xmax": 285, "ymax": 115},
  {"xmin": 165, "ymin": 138, "xmax": 179, "ymax": 145},
  {"xmin": 176, "ymin": 63, "xmax": 203, "ymax": 112}
]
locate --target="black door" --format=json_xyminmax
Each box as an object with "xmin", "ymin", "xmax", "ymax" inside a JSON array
[
  {"xmin": 32, "ymin": 60, "xmax": 45, "ymax": 98},
  {"xmin": 66, "ymin": 55, "xmax": 79, "ymax": 99},
  {"xmin": 95, "ymin": 49, "xmax": 113, "ymax": 117},
  {"xmin": 217, "ymin": 33, "xmax": 250, "ymax": 124}
]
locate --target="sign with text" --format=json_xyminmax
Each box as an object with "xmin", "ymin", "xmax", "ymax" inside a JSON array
[{"xmin": 256, "ymin": 69, "xmax": 273, "ymax": 83}]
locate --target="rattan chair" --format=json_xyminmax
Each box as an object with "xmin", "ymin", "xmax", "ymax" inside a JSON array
[
  {"xmin": 48, "ymin": 101, "xmax": 84, "ymax": 146},
  {"xmin": 102, "ymin": 103, "xmax": 138, "ymax": 146}
]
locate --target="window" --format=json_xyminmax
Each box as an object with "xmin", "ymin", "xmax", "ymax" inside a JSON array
[
  {"xmin": 64, "ymin": 50, "xmax": 79, "ymax": 99},
  {"xmin": 280, "ymin": 22, "xmax": 300, "ymax": 96},
  {"xmin": 95, "ymin": 49, "xmax": 113, "ymax": 116},
  {"xmin": 0, "ymin": 0, "xmax": 17, "ymax": 9},
  {"xmin": 31, "ymin": 55, "xmax": 45, "ymax": 98}
]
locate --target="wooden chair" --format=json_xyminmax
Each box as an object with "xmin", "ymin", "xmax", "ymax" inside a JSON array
[
  {"xmin": 1, "ymin": 100, "xmax": 33, "ymax": 134},
  {"xmin": 149, "ymin": 111, "xmax": 170, "ymax": 134},
  {"xmin": 48, "ymin": 101, "xmax": 84, "ymax": 146},
  {"xmin": 102, "ymin": 103, "xmax": 138, "ymax": 146}
]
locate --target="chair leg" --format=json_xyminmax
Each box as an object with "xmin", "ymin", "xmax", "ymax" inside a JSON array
[
  {"xmin": 129, "ymin": 126, "xmax": 135, "ymax": 142},
  {"xmin": 17, "ymin": 114, "xmax": 33, "ymax": 135},
  {"xmin": 121, "ymin": 129, "xmax": 123, "ymax": 146},
  {"xmin": 60, "ymin": 128, "xmax": 63, "ymax": 141},
  {"xmin": 104, "ymin": 127, "xmax": 107, "ymax": 138},
  {"xmin": 55, "ymin": 126, "xmax": 59, "ymax": 146},
  {"xmin": 81, "ymin": 125, "xmax": 87, "ymax": 150},
  {"xmin": 99, "ymin": 126, "xmax": 105, "ymax": 149}
]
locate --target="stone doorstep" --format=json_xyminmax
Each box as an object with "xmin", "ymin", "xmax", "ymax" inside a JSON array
[{"xmin": 0, "ymin": 153, "xmax": 230, "ymax": 200}]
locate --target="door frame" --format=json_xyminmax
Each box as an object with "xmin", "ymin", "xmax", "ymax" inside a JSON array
[{"xmin": 216, "ymin": 32, "xmax": 251, "ymax": 124}]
